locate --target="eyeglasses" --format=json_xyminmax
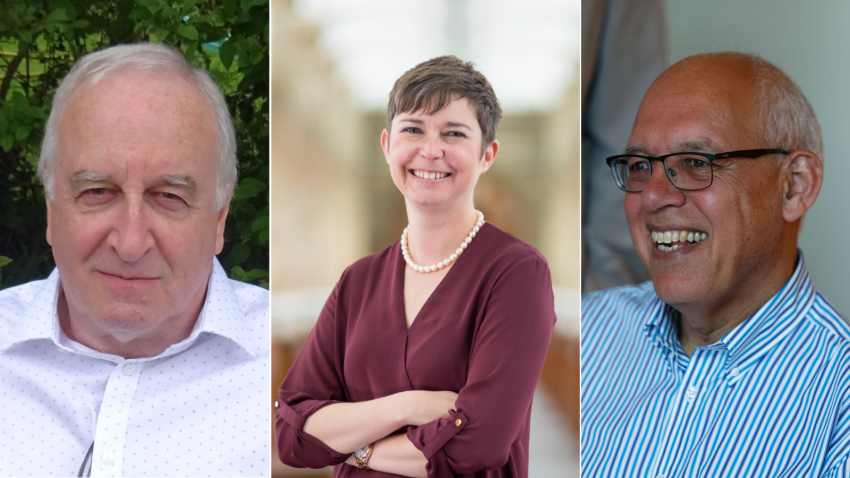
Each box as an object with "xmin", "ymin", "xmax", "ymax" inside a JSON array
[{"xmin": 605, "ymin": 149, "xmax": 789, "ymax": 192}]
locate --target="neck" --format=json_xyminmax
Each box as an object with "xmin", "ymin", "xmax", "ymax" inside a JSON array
[
  {"xmin": 57, "ymin": 287, "xmax": 204, "ymax": 359},
  {"xmin": 404, "ymin": 201, "xmax": 479, "ymax": 267},
  {"xmin": 676, "ymin": 245, "xmax": 798, "ymax": 356}
]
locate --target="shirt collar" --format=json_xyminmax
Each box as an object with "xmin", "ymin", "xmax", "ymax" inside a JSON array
[
  {"xmin": 1, "ymin": 258, "xmax": 257, "ymax": 358},
  {"xmin": 644, "ymin": 250, "xmax": 815, "ymax": 367}
]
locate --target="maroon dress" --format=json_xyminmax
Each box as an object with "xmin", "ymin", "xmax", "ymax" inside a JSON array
[{"xmin": 274, "ymin": 223, "xmax": 556, "ymax": 477}]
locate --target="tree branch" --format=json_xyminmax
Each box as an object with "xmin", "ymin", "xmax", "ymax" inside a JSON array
[{"xmin": 0, "ymin": 46, "xmax": 28, "ymax": 105}]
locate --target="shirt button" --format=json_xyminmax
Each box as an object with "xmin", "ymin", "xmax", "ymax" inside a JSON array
[
  {"xmin": 730, "ymin": 367, "xmax": 740, "ymax": 377},
  {"xmin": 686, "ymin": 386, "xmax": 698, "ymax": 398},
  {"xmin": 274, "ymin": 400, "xmax": 279, "ymax": 409},
  {"xmin": 122, "ymin": 363, "xmax": 134, "ymax": 376},
  {"xmin": 454, "ymin": 419, "xmax": 462, "ymax": 426},
  {"xmin": 101, "ymin": 453, "xmax": 115, "ymax": 465}
]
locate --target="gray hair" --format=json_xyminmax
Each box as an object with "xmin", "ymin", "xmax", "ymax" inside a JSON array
[
  {"xmin": 748, "ymin": 55, "xmax": 823, "ymax": 162},
  {"xmin": 38, "ymin": 42, "xmax": 237, "ymax": 210},
  {"xmin": 680, "ymin": 52, "xmax": 823, "ymax": 162}
]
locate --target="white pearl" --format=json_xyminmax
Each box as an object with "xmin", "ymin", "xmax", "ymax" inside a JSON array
[
  {"xmin": 450, "ymin": 254, "xmax": 458, "ymax": 261},
  {"xmin": 430, "ymin": 265, "xmax": 437, "ymax": 272},
  {"xmin": 464, "ymin": 237, "xmax": 472, "ymax": 244},
  {"xmin": 473, "ymin": 225, "xmax": 480, "ymax": 233},
  {"xmin": 469, "ymin": 231, "xmax": 476, "ymax": 238},
  {"xmin": 443, "ymin": 259, "xmax": 451, "ymax": 266},
  {"xmin": 437, "ymin": 262, "xmax": 445, "ymax": 269},
  {"xmin": 460, "ymin": 242, "xmax": 468, "ymax": 250},
  {"xmin": 456, "ymin": 248, "xmax": 463, "ymax": 255}
]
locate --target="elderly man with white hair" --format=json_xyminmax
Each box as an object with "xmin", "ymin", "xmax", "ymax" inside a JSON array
[
  {"xmin": 581, "ymin": 52, "xmax": 850, "ymax": 476},
  {"xmin": 0, "ymin": 43, "xmax": 269, "ymax": 477}
]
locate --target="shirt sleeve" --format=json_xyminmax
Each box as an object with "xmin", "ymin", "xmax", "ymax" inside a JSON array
[
  {"xmin": 406, "ymin": 255, "xmax": 556, "ymax": 476},
  {"xmin": 274, "ymin": 279, "xmax": 352, "ymax": 468}
]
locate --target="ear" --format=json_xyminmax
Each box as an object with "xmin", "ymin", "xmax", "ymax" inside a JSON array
[
  {"xmin": 479, "ymin": 139, "xmax": 499, "ymax": 174},
  {"xmin": 45, "ymin": 197, "xmax": 54, "ymax": 246},
  {"xmin": 381, "ymin": 129, "xmax": 391, "ymax": 163},
  {"xmin": 781, "ymin": 149, "xmax": 822, "ymax": 223},
  {"xmin": 214, "ymin": 197, "xmax": 231, "ymax": 255}
]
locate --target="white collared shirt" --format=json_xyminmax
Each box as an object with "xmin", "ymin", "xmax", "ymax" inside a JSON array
[{"xmin": 0, "ymin": 259, "xmax": 269, "ymax": 477}]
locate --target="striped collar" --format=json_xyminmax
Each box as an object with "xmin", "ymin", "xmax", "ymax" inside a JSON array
[{"xmin": 643, "ymin": 251, "xmax": 815, "ymax": 378}]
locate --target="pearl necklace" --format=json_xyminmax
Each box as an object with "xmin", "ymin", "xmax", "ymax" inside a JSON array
[{"xmin": 401, "ymin": 210, "xmax": 485, "ymax": 273}]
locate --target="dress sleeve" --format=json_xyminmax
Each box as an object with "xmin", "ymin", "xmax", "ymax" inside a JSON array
[
  {"xmin": 406, "ymin": 255, "xmax": 556, "ymax": 476},
  {"xmin": 274, "ymin": 279, "xmax": 352, "ymax": 468}
]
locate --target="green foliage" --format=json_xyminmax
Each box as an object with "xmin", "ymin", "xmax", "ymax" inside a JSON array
[{"xmin": 0, "ymin": 0, "xmax": 269, "ymax": 289}]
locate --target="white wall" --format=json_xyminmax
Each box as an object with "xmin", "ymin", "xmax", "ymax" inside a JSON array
[{"xmin": 666, "ymin": 0, "xmax": 850, "ymax": 315}]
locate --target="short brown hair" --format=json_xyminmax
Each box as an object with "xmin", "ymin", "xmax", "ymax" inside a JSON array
[{"xmin": 386, "ymin": 56, "xmax": 502, "ymax": 153}]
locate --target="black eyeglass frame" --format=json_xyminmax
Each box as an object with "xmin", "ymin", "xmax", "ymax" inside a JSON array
[{"xmin": 605, "ymin": 148, "xmax": 790, "ymax": 192}]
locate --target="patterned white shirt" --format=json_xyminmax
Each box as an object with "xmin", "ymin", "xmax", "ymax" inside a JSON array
[{"xmin": 0, "ymin": 259, "xmax": 269, "ymax": 477}]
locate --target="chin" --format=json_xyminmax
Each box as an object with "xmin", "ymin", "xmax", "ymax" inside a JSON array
[
  {"xmin": 649, "ymin": 273, "xmax": 704, "ymax": 309},
  {"xmin": 95, "ymin": 303, "xmax": 162, "ymax": 337}
]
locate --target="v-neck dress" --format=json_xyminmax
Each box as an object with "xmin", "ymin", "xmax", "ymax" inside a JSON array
[{"xmin": 274, "ymin": 223, "xmax": 556, "ymax": 478}]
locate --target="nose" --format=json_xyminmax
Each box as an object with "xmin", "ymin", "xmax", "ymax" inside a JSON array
[
  {"xmin": 420, "ymin": 134, "xmax": 444, "ymax": 161},
  {"xmin": 107, "ymin": 194, "xmax": 154, "ymax": 263},
  {"xmin": 640, "ymin": 161, "xmax": 687, "ymax": 211}
]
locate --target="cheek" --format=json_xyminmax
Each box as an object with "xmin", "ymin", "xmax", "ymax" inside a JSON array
[{"xmin": 50, "ymin": 209, "xmax": 110, "ymax": 263}]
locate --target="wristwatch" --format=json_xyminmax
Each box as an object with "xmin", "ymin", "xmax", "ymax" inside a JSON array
[{"xmin": 353, "ymin": 442, "xmax": 374, "ymax": 469}]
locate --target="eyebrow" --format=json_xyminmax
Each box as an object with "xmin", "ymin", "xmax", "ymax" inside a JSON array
[
  {"xmin": 156, "ymin": 175, "xmax": 198, "ymax": 200},
  {"xmin": 624, "ymin": 139, "xmax": 717, "ymax": 155},
  {"xmin": 70, "ymin": 170, "xmax": 111, "ymax": 186},
  {"xmin": 69, "ymin": 170, "xmax": 197, "ymax": 199},
  {"xmin": 398, "ymin": 118, "xmax": 472, "ymax": 130},
  {"xmin": 445, "ymin": 122, "xmax": 472, "ymax": 131}
]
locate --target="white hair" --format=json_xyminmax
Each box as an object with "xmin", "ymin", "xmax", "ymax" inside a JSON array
[{"xmin": 38, "ymin": 42, "xmax": 237, "ymax": 210}]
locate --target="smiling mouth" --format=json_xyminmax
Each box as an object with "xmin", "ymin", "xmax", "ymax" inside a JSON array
[
  {"xmin": 409, "ymin": 169, "xmax": 451, "ymax": 180},
  {"xmin": 651, "ymin": 229, "xmax": 708, "ymax": 252}
]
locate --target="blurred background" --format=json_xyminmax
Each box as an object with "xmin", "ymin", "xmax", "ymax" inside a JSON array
[
  {"xmin": 271, "ymin": 0, "xmax": 581, "ymax": 476},
  {"xmin": 583, "ymin": 0, "xmax": 850, "ymax": 318}
]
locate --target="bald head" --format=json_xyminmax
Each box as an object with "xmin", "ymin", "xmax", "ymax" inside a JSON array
[{"xmin": 643, "ymin": 52, "xmax": 822, "ymax": 160}]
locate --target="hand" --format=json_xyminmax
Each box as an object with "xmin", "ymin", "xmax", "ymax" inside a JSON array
[{"xmin": 404, "ymin": 390, "xmax": 458, "ymax": 426}]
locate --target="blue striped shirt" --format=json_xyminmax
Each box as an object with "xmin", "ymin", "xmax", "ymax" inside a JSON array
[{"xmin": 581, "ymin": 253, "xmax": 850, "ymax": 477}]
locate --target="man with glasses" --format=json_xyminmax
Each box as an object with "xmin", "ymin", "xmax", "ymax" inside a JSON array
[{"xmin": 581, "ymin": 52, "xmax": 850, "ymax": 476}]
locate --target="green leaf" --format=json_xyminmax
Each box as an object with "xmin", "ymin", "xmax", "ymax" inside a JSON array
[
  {"xmin": 45, "ymin": 8, "xmax": 69, "ymax": 24},
  {"xmin": 20, "ymin": 30, "xmax": 32, "ymax": 44},
  {"xmin": 232, "ymin": 177, "xmax": 266, "ymax": 200},
  {"xmin": 229, "ymin": 265, "xmax": 246, "ymax": 280},
  {"xmin": 219, "ymin": 39, "xmax": 236, "ymax": 69},
  {"xmin": 227, "ymin": 242, "xmax": 251, "ymax": 265},
  {"xmin": 0, "ymin": 134, "xmax": 13, "ymax": 152},
  {"xmin": 251, "ymin": 216, "xmax": 268, "ymax": 232},
  {"xmin": 0, "ymin": 256, "xmax": 12, "ymax": 268},
  {"xmin": 149, "ymin": 27, "xmax": 170, "ymax": 43},
  {"xmin": 72, "ymin": 20, "xmax": 90, "ymax": 29},
  {"xmin": 176, "ymin": 24, "xmax": 199, "ymax": 40},
  {"xmin": 258, "ymin": 228, "xmax": 269, "ymax": 245},
  {"xmin": 245, "ymin": 269, "xmax": 268, "ymax": 279},
  {"xmin": 15, "ymin": 125, "xmax": 31, "ymax": 141}
]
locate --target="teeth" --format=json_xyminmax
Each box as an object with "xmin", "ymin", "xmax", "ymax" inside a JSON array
[
  {"xmin": 652, "ymin": 229, "xmax": 709, "ymax": 250},
  {"xmin": 413, "ymin": 170, "xmax": 448, "ymax": 180}
]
